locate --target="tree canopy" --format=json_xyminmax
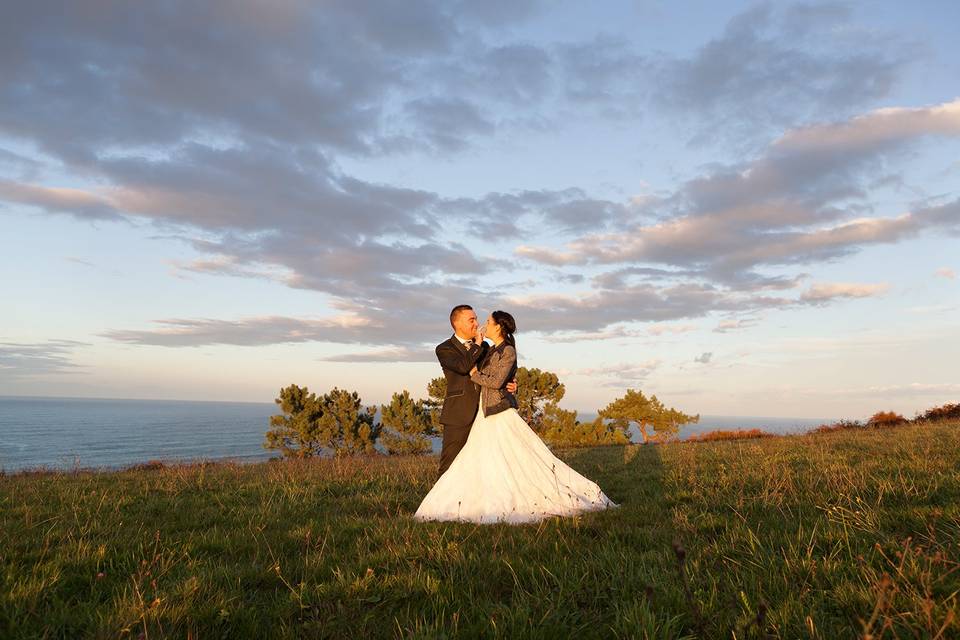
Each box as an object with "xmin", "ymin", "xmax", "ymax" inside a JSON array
[
  {"xmin": 514, "ymin": 367, "xmax": 565, "ymax": 432},
  {"xmin": 424, "ymin": 376, "xmax": 447, "ymax": 434},
  {"xmin": 599, "ymin": 389, "xmax": 698, "ymax": 443},
  {"xmin": 264, "ymin": 384, "xmax": 380, "ymax": 457},
  {"xmin": 266, "ymin": 375, "xmax": 701, "ymax": 457},
  {"xmin": 539, "ymin": 403, "xmax": 630, "ymax": 448},
  {"xmin": 380, "ymin": 390, "xmax": 433, "ymax": 455}
]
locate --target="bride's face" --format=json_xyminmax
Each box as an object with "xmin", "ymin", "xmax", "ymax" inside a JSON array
[{"xmin": 485, "ymin": 315, "xmax": 502, "ymax": 340}]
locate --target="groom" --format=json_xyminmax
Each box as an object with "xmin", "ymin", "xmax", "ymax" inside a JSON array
[{"xmin": 435, "ymin": 304, "xmax": 517, "ymax": 476}]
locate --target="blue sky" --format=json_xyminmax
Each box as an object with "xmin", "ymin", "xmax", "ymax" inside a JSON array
[{"xmin": 1, "ymin": 1, "xmax": 958, "ymax": 419}]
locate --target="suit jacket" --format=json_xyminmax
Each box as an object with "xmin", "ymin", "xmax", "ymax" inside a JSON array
[
  {"xmin": 436, "ymin": 335, "xmax": 489, "ymax": 428},
  {"xmin": 470, "ymin": 341, "xmax": 518, "ymax": 418}
]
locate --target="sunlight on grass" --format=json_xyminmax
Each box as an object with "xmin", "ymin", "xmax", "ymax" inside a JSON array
[{"xmin": 2, "ymin": 422, "xmax": 958, "ymax": 638}]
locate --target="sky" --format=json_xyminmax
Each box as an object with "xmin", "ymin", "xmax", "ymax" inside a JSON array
[{"xmin": 1, "ymin": 0, "xmax": 958, "ymax": 420}]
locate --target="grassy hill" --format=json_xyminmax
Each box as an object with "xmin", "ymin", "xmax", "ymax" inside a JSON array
[{"xmin": 2, "ymin": 421, "xmax": 958, "ymax": 638}]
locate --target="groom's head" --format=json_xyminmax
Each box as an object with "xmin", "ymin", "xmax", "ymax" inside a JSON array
[{"xmin": 449, "ymin": 304, "xmax": 477, "ymax": 339}]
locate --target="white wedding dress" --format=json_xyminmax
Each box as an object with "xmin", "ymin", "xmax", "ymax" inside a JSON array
[{"xmin": 414, "ymin": 399, "xmax": 617, "ymax": 524}]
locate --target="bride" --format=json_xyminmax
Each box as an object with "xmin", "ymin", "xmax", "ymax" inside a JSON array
[{"xmin": 414, "ymin": 310, "xmax": 617, "ymax": 524}]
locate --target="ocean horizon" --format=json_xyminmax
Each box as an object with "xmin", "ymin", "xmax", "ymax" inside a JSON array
[{"xmin": 0, "ymin": 395, "xmax": 838, "ymax": 473}]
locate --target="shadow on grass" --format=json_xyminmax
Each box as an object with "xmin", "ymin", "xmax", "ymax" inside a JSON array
[{"xmin": 389, "ymin": 442, "xmax": 700, "ymax": 637}]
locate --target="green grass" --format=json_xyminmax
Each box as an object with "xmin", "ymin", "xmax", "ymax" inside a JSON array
[{"xmin": 2, "ymin": 421, "xmax": 959, "ymax": 639}]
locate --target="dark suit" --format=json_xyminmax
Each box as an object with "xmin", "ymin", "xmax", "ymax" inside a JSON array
[{"xmin": 435, "ymin": 335, "xmax": 488, "ymax": 476}]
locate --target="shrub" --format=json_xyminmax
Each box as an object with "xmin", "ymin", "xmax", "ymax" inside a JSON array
[
  {"xmin": 867, "ymin": 411, "xmax": 908, "ymax": 428},
  {"xmin": 812, "ymin": 419, "xmax": 864, "ymax": 434},
  {"xmin": 914, "ymin": 402, "xmax": 960, "ymax": 423},
  {"xmin": 687, "ymin": 429, "xmax": 773, "ymax": 442}
]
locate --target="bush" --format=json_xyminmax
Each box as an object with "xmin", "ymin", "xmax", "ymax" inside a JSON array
[
  {"xmin": 867, "ymin": 411, "xmax": 908, "ymax": 428},
  {"xmin": 915, "ymin": 402, "xmax": 960, "ymax": 423},
  {"xmin": 812, "ymin": 419, "xmax": 864, "ymax": 434},
  {"xmin": 687, "ymin": 429, "xmax": 773, "ymax": 442}
]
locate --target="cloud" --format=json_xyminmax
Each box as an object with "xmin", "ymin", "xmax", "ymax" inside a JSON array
[
  {"xmin": 0, "ymin": 179, "xmax": 120, "ymax": 220},
  {"xmin": 552, "ymin": 321, "xmax": 698, "ymax": 343},
  {"xmin": 170, "ymin": 255, "xmax": 280, "ymax": 281},
  {"xmin": 935, "ymin": 267, "xmax": 956, "ymax": 280},
  {"xmin": 577, "ymin": 360, "xmax": 661, "ymax": 386},
  {"xmin": 775, "ymin": 99, "xmax": 960, "ymax": 154},
  {"xmin": 799, "ymin": 282, "xmax": 890, "ymax": 304},
  {"xmin": 904, "ymin": 304, "xmax": 957, "ymax": 315},
  {"xmin": 0, "ymin": 147, "xmax": 42, "ymax": 179},
  {"xmin": 506, "ymin": 282, "xmax": 785, "ymax": 333},
  {"xmin": 2, "ymin": 3, "xmax": 954, "ymax": 353},
  {"xmin": 102, "ymin": 316, "xmax": 386, "ymax": 348},
  {"xmin": 401, "ymin": 97, "xmax": 496, "ymax": 153},
  {"xmin": 650, "ymin": 2, "xmax": 914, "ymax": 146},
  {"xmin": 78, "ymin": 94, "xmax": 960, "ymax": 348},
  {"xmin": 714, "ymin": 318, "xmax": 758, "ymax": 333},
  {"xmin": 1, "ymin": 142, "xmax": 515, "ymax": 299},
  {"xmin": 517, "ymin": 99, "xmax": 960, "ymax": 287},
  {"xmin": 694, "ymin": 352, "xmax": 713, "ymax": 364},
  {"xmin": 554, "ymin": 34, "xmax": 647, "ymax": 114},
  {"xmin": 0, "ymin": 340, "xmax": 88, "ymax": 378},
  {"xmin": 824, "ymin": 382, "xmax": 960, "ymax": 397},
  {"xmin": 646, "ymin": 323, "xmax": 698, "ymax": 336},
  {"xmin": 322, "ymin": 346, "xmax": 437, "ymax": 363},
  {"xmin": 65, "ymin": 256, "xmax": 96, "ymax": 268},
  {"xmin": 549, "ymin": 327, "xmax": 644, "ymax": 343},
  {"xmin": 0, "ymin": 2, "xmax": 500, "ymax": 159}
]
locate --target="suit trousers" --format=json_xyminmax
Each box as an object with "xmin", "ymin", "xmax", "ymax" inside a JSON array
[{"xmin": 438, "ymin": 421, "xmax": 472, "ymax": 477}]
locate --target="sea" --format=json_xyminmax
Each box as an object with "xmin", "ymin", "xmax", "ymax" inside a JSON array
[{"xmin": 0, "ymin": 396, "xmax": 836, "ymax": 473}]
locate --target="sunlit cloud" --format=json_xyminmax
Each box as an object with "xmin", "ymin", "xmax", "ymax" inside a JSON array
[
  {"xmin": 322, "ymin": 347, "xmax": 436, "ymax": 363},
  {"xmin": 577, "ymin": 360, "xmax": 661, "ymax": 387},
  {"xmin": 0, "ymin": 1, "xmax": 955, "ymax": 416},
  {"xmin": 799, "ymin": 282, "xmax": 890, "ymax": 304}
]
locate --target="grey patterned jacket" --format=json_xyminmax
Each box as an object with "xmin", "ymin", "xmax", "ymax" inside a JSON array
[{"xmin": 470, "ymin": 341, "xmax": 519, "ymax": 417}]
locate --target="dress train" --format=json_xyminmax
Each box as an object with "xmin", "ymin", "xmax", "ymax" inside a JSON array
[{"xmin": 414, "ymin": 400, "xmax": 617, "ymax": 524}]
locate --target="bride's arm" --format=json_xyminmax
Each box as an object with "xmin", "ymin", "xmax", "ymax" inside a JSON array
[{"xmin": 470, "ymin": 346, "xmax": 516, "ymax": 389}]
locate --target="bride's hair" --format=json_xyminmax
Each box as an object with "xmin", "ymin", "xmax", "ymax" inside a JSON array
[{"xmin": 491, "ymin": 310, "xmax": 516, "ymax": 347}]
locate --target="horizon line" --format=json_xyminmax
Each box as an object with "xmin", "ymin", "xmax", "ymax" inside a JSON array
[{"xmin": 0, "ymin": 393, "xmax": 840, "ymax": 422}]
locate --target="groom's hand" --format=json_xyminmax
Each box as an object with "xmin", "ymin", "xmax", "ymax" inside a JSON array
[{"xmin": 506, "ymin": 378, "xmax": 518, "ymax": 394}]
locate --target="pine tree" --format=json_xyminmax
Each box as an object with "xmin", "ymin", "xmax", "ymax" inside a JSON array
[
  {"xmin": 599, "ymin": 389, "xmax": 698, "ymax": 444},
  {"xmin": 264, "ymin": 384, "xmax": 380, "ymax": 457},
  {"xmin": 424, "ymin": 376, "xmax": 447, "ymax": 435},
  {"xmin": 263, "ymin": 384, "xmax": 327, "ymax": 458},
  {"xmin": 540, "ymin": 402, "xmax": 630, "ymax": 447},
  {"xmin": 425, "ymin": 367, "xmax": 565, "ymax": 433},
  {"xmin": 514, "ymin": 367, "xmax": 565, "ymax": 432},
  {"xmin": 321, "ymin": 387, "xmax": 380, "ymax": 456},
  {"xmin": 380, "ymin": 390, "xmax": 432, "ymax": 455}
]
